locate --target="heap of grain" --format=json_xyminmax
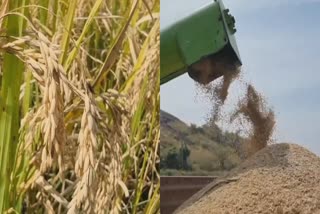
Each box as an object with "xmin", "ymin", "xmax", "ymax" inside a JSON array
[{"xmin": 175, "ymin": 143, "xmax": 320, "ymax": 214}]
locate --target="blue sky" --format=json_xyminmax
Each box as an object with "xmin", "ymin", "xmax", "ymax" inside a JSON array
[{"xmin": 160, "ymin": 0, "xmax": 320, "ymax": 155}]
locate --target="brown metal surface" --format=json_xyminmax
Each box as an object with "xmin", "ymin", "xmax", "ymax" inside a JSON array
[{"xmin": 160, "ymin": 176, "xmax": 217, "ymax": 214}]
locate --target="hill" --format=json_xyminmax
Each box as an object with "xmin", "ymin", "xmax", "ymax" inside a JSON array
[{"xmin": 160, "ymin": 110, "xmax": 244, "ymax": 176}]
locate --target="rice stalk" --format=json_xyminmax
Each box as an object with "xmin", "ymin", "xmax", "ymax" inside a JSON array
[{"xmin": 0, "ymin": 0, "xmax": 27, "ymax": 212}]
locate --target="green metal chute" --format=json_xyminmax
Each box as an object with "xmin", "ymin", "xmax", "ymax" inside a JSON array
[{"xmin": 160, "ymin": 0, "xmax": 241, "ymax": 85}]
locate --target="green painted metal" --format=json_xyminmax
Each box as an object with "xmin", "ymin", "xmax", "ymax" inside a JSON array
[{"xmin": 160, "ymin": 0, "xmax": 241, "ymax": 85}]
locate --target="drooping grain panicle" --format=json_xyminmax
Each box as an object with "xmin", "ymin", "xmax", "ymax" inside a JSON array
[
  {"xmin": 38, "ymin": 32, "xmax": 67, "ymax": 175},
  {"xmin": 68, "ymin": 91, "xmax": 99, "ymax": 213}
]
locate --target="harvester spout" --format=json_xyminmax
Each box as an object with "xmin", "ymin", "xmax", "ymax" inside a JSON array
[{"xmin": 160, "ymin": 0, "xmax": 242, "ymax": 85}]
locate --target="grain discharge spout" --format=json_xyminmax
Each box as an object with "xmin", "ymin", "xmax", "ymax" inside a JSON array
[{"xmin": 160, "ymin": 0, "xmax": 242, "ymax": 85}]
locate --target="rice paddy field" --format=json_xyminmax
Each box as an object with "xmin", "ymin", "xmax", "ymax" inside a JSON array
[{"xmin": 0, "ymin": 0, "xmax": 160, "ymax": 213}]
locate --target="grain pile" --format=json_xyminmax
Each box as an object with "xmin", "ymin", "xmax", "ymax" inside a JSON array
[{"xmin": 175, "ymin": 143, "xmax": 320, "ymax": 214}]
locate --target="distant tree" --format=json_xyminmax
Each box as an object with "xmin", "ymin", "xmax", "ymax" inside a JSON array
[
  {"xmin": 179, "ymin": 143, "xmax": 191, "ymax": 170},
  {"xmin": 160, "ymin": 157, "xmax": 167, "ymax": 169},
  {"xmin": 164, "ymin": 149, "xmax": 180, "ymax": 169},
  {"xmin": 161, "ymin": 144, "xmax": 192, "ymax": 171},
  {"xmin": 190, "ymin": 123, "xmax": 198, "ymax": 134},
  {"xmin": 196, "ymin": 126, "xmax": 204, "ymax": 134},
  {"xmin": 215, "ymin": 146, "xmax": 228, "ymax": 170}
]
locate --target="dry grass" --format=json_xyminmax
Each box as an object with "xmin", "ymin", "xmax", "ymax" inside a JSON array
[{"xmin": 0, "ymin": 0, "xmax": 159, "ymax": 213}]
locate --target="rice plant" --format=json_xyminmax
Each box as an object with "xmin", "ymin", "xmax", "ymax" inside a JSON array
[{"xmin": 0, "ymin": 0, "xmax": 160, "ymax": 213}]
